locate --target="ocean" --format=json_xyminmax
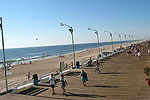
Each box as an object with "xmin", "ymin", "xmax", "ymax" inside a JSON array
[{"xmin": 0, "ymin": 41, "xmax": 134, "ymax": 64}]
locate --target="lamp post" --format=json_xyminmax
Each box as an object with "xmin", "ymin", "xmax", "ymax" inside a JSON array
[
  {"xmin": 88, "ymin": 28, "xmax": 101, "ymax": 57},
  {"xmin": 0, "ymin": 17, "xmax": 8, "ymax": 92},
  {"xmin": 135, "ymin": 35, "xmax": 137, "ymax": 40},
  {"xmin": 133, "ymin": 35, "xmax": 137, "ymax": 41},
  {"xmin": 128, "ymin": 35, "xmax": 132, "ymax": 46},
  {"xmin": 131, "ymin": 35, "xmax": 134, "ymax": 41},
  {"xmin": 131, "ymin": 35, "xmax": 134, "ymax": 44},
  {"xmin": 122, "ymin": 34, "xmax": 127, "ymax": 47},
  {"xmin": 60, "ymin": 23, "xmax": 75, "ymax": 68},
  {"xmin": 114, "ymin": 33, "xmax": 122, "ymax": 49},
  {"xmin": 104, "ymin": 31, "xmax": 114, "ymax": 52}
]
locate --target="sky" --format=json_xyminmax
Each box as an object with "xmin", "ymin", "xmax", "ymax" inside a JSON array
[{"xmin": 0, "ymin": 0, "xmax": 150, "ymax": 49}]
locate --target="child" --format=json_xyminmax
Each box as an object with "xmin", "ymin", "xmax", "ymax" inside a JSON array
[{"xmin": 60, "ymin": 74, "xmax": 67, "ymax": 95}]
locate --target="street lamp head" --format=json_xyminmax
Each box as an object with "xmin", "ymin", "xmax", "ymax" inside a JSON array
[
  {"xmin": 88, "ymin": 28, "xmax": 91, "ymax": 30},
  {"xmin": 60, "ymin": 23, "xmax": 64, "ymax": 26},
  {"xmin": 95, "ymin": 31, "xmax": 98, "ymax": 35}
]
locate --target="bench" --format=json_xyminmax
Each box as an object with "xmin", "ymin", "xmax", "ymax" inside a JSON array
[
  {"xmin": 102, "ymin": 52, "xmax": 113, "ymax": 56},
  {"xmin": 82, "ymin": 60, "xmax": 88, "ymax": 67},
  {"xmin": 12, "ymin": 83, "xmax": 33, "ymax": 94},
  {"xmin": 40, "ymin": 76, "xmax": 50, "ymax": 83},
  {"xmin": 39, "ymin": 70, "xmax": 71, "ymax": 83},
  {"xmin": 59, "ymin": 69, "xmax": 71, "ymax": 75},
  {"xmin": 39, "ymin": 72, "xmax": 51, "ymax": 83}
]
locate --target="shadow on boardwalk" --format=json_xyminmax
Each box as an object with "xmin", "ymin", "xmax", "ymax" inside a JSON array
[
  {"xmin": 101, "ymin": 72, "xmax": 124, "ymax": 74},
  {"xmin": 64, "ymin": 92, "xmax": 106, "ymax": 98},
  {"xmin": 19, "ymin": 87, "xmax": 106, "ymax": 100},
  {"xmin": 21, "ymin": 94, "xmax": 74, "ymax": 100},
  {"xmin": 65, "ymin": 72, "xmax": 81, "ymax": 76},
  {"xmin": 19, "ymin": 87, "xmax": 74, "ymax": 100},
  {"xmin": 87, "ymin": 85, "xmax": 119, "ymax": 88},
  {"xmin": 19, "ymin": 87, "xmax": 48, "ymax": 96}
]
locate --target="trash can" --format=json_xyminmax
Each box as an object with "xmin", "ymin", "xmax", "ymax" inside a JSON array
[
  {"xmin": 32, "ymin": 74, "xmax": 38, "ymax": 85},
  {"xmin": 76, "ymin": 61, "xmax": 80, "ymax": 69}
]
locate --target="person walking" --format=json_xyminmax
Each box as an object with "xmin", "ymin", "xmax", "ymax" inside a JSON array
[
  {"xmin": 137, "ymin": 51, "xmax": 141, "ymax": 60},
  {"xmin": 60, "ymin": 74, "xmax": 68, "ymax": 95},
  {"xmin": 80, "ymin": 70, "xmax": 88, "ymax": 86},
  {"xmin": 49, "ymin": 74, "xmax": 56, "ymax": 95},
  {"xmin": 95, "ymin": 59, "xmax": 101, "ymax": 73},
  {"xmin": 134, "ymin": 48, "xmax": 137, "ymax": 56}
]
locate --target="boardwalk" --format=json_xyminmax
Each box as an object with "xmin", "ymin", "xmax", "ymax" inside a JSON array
[{"xmin": 0, "ymin": 49, "xmax": 150, "ymax": 100}]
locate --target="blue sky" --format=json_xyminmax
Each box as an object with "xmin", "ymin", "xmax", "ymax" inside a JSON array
[{"xmin": 0, "ymin": 0, "xmax": 150, "ymax": 48}]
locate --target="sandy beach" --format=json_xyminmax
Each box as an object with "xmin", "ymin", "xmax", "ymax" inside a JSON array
[
  {"xmin": 0, "ymin": 41, "xmax": 142, "ymax": 91},
  {"xmin": 0, "ymin": 40, "xmax": 149, "ymax": 100}
]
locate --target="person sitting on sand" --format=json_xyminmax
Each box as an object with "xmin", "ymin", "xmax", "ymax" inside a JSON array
[
  {"xmin": 80, "ymin": 70, "xmax": 88, "ymax": 86},
  {"xmin": 60, "ymin": 74, "xmax": 68, "ymax": 95},
  {"xmin": 26, "ymin": 72, "xmax": 31, "ymax": 80},
  {"xmin": 29, "ymin": 61, "xmax": 32, "ymax": 64},
  {"xmin": 49, "ymin": 74, "xmax": 56, "ymax": 95}
]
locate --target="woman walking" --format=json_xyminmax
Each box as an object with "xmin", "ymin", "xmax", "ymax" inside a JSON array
[{"xmin": 80, "ymin": 70, "xmax": 88, "ymax": 86}]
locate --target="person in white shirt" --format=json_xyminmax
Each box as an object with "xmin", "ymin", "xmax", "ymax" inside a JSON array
[
  {"xmin": 26, "ymin": 72, "xmax": 31, "ymax": 80},
  {"xmin": 137, "ymin": 51, "xmax": 141, "ymax": 60},
  {"xmin": 49, "ymin": 74, "xmax": 56, "ymax": 95},
  {"xmin": 148, "ymin": 49, "xmax": 150, "ymax": 54}
]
